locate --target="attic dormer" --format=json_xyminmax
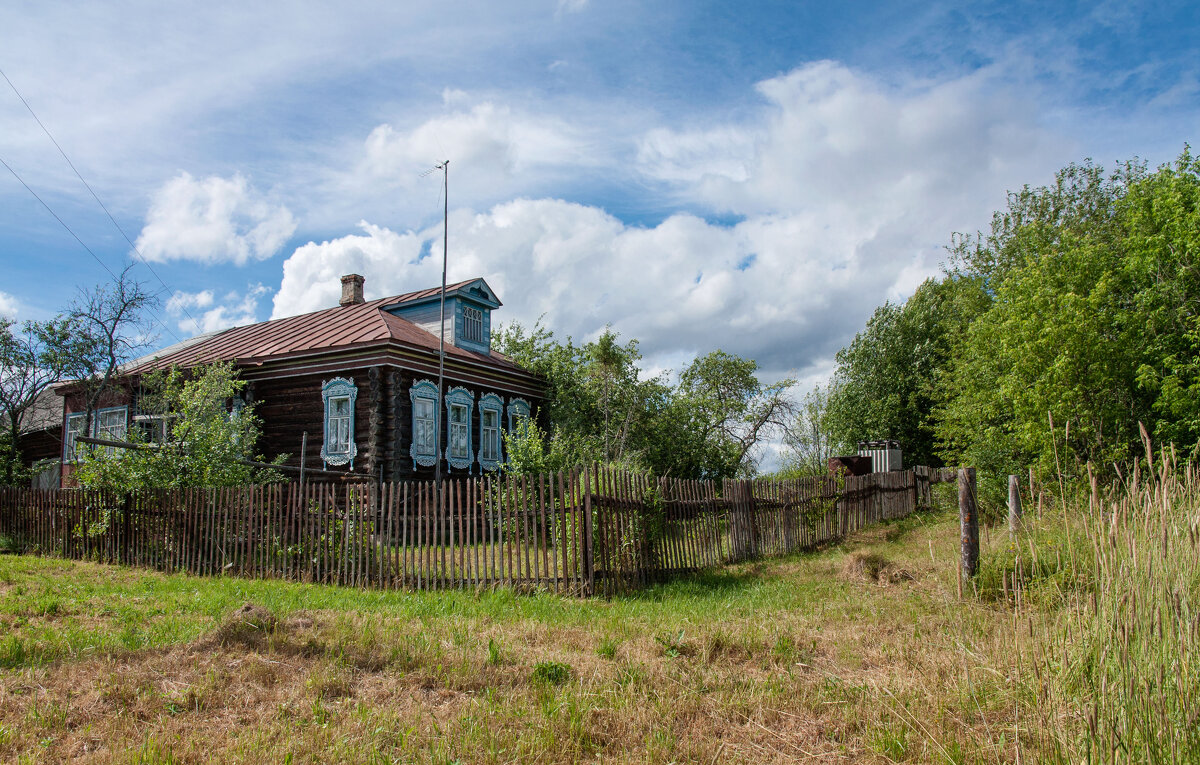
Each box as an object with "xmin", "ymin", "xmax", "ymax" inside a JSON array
[{"xmin": 383, "ymin": 277, "xmax": 502, "ymax": 354}]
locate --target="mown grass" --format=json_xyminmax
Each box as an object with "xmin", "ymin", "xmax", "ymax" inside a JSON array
[{"xmin": 5, "ymin": 471, "xmax": 1186, "ymax": 764}]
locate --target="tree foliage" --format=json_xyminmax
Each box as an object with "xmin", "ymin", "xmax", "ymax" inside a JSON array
[
  {"xmin": 72, "ymin": 362, "xmax": 284, "ymax": 491},
  {"xmin": 782, "ymin": 384, "xmax": 837, "ymax": 476},
  {"xmin": 494, "ymin": 322, "xmax": 792, "ymax": 479},
  {"xmin": 823, "ymin": 276, "xmax": 985, "ymax": 468},
  {"xmin": 0, "ymin": 316, "xmax": 77, "ymax": 482},
  {"xmin": 824, "ymin": 147, "xmax": 1200, "ymax": 498}
]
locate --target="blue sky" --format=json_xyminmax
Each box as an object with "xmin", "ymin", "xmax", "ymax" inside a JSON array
[{"xmin": 1, "ymin": 0, "xmax": 1197, "ymax": 395}]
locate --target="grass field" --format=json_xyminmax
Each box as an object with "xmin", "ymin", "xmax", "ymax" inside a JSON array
[{"xmin": 0, "ymin": 474, "xmax": 1189, "ymax": 764}]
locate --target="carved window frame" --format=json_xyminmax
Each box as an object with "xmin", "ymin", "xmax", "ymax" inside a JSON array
[
  {"xmin": 505, "ymin": 397, "xmax": 530, "ymax": 433},
  {"xmin": 321, "ymin": 377, "xmax": 358, "ymax": 469},
  {"xmin": 477, "ymin": 392, "xmax": 503, "ymax": 472},
  {"xmin": 409, "ymin": 379, "xmax": 439, "ymax": 468},
  {"xmin": 444, "ymin": 386, "xmax": 475, "ymax": 472}
]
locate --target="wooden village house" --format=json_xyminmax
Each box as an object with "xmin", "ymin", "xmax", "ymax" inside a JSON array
[{"xmin": 53, "ymin": 274, "xmax": 544, "ymax": 486}]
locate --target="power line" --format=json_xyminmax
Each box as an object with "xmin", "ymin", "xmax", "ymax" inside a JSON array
[
  {"xmin": 0, "ymin": 151, "xmax": 184, "ymax": 344},
  {"xmin": 0, "ymin": 65, "xmax": 201, "ymax": 332},
  {"xmin": 0, "ymin": 153, "xmax": 118, "ymax": 281}
]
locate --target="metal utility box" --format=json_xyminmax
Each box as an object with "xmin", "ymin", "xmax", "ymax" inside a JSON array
[{"xmin": 857, "ymin": 440, "xmax": 902, "ymax": 472}]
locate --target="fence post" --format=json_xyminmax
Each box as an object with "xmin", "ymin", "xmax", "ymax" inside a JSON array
[
  {"xmin": 1007, "ymin": 474, "xmax": 1022, "ymax": 534},
  {"xmin": 582, "ymin": 464, "xmax": 594, "ymax": 597},
  {"xmin": 958, "ymin": 467, "xmax": 978, "ymax": 596}
]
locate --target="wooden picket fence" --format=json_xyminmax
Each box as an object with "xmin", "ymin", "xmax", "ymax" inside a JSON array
[{"xmin": 0, "ymin": 465, "xmax": 953, "ymax": 596}]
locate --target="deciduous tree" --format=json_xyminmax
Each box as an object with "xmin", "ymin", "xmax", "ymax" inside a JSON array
[{"xmin": 72, "ymin": 362, "xmax": 283, "ymax": 490}]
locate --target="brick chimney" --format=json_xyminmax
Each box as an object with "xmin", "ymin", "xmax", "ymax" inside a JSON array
[{"xmin": 340, "ymin": 274, "xmax": 365, "ymax": 306}]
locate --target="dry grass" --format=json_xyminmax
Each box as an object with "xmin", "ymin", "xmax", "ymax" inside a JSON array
[{"xmin": 0, "ymin": 486, "xmax": 1045, "ymax": 763}]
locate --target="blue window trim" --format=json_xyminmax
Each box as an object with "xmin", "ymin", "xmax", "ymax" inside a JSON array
[
  {"xmin": 454, "ymin": 299, "xmax": 492, "ymax": 355},
  {"xmin": 506, "ymin": 397, "xmax": 530, "ymax": 433},
  {"xmin": 409, "ymin": 379, "xmax": 440, "ymax": 469},
  {"xmin": 320, "ymin": 377, "xmax": 358, "ymax": 469},
  {"xmin": 477, "ymin": 392, "xmax": 504, "ymax": 472},
  {"xmin": 63, "ymin": 412, "xmax": 86, "ymax": 463},
  {"xmin": 444, "ymin": 386, "xmax": 475, "ymax": 472}
]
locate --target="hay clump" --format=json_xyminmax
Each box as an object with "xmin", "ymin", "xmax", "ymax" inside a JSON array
[
  {"xmin": 210, "ymin": 602, "xmax": 278, "ymax": 649},
  {"xmin": 841, "ymin": 552, "xmax": 913, "ymax": 584}
]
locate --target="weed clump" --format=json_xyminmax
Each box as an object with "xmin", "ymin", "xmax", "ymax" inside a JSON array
[
  {"xmin": 531, "ymin": 661, "xmax": 573, "ymax": 686},
  {"xmin": 211, "ymin": 603, "xmax": 278, "ymax": 649}
]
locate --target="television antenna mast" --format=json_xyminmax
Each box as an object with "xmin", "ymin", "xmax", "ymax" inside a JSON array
[{"xmin": 422, "ymin": 160, "xmax": 450, "ymax": 485}]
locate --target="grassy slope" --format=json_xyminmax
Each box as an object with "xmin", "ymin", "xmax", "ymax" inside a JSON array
[{"xmin": 0, "ymin": 486, "xmax": 1038, "ymax": 764}]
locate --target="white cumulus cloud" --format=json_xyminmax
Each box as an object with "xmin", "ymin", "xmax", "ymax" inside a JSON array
[
  {"xmin": 274, "ymin": 62, "xmax": 1069, "ymax": 383},
  {"xmin": 167, "ymin": 284, "xmax": 270, "ymax": 336},
  {"xmin": 136, "ymin": 172, "xmax": 297, "ymax": 265},
  {"xmin": 0, "ymin": 292, "xmax": 19, "ymax": 318}
]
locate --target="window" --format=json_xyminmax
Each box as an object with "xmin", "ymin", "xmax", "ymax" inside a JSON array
[
  {"xmin": 463, "ymin": 306, "xmax": 483, "ymax": 343},
  {"xmin": 64, "ymin": 407, "xmax": 129, "ymax": 461},
  {"xmin": 133, "ymin": 414, "xmax": 174, "ymax": 444},
  {"xmin": 444, "ymin": 386, "xmax": 475, "ymax": 471},
  {"xmin": 414, "ymin": 397, "xmax": 436, "ymax": 454},
  {"xmin": 506, "ymin": 398, "xmax": 531, "ymax": 433},
  {"xmin": 321, "ymin": 377, "xmax": 358, "ymax": 469},
  {"xmin": 327, "ymin": 397, "xmax": 352, "ymax": 452},
  {"xmin": 449, "ymin": 404, "xmax": 469, "ymax": 459},
  {"xmin": 477, "ymin": 393, "xmax": 503, "ymax": 471},
  {"xmin": 409, "ymin": 380, "xmax": 439, "ymax": 468},
  {"xmin": 94, "ymin": 407, "xmax": 128, "ymax": 456},
  {"xmin": 95, "ymin": 407, "xmax": 127, "ymax": 441},
  {"xmin": 63, "ymin": 413, "xmax": 86, "ymax": 462}
]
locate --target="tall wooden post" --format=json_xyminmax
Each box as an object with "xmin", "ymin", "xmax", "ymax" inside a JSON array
[
  {"xmin": 958, "ymin": 467, "xmax": 978, "ymax": 595},
  {"xmin": 1008, "ymin": 474, "xmax": 1022, "ymax": 534}
]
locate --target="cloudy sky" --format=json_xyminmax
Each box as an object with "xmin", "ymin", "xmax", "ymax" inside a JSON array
[{"xmin": 1, "ymin": 0, "xmax": 1197, "ymax": 392}]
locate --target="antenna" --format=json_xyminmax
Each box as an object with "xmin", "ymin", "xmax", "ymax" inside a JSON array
[{"xmin": 431, "ymin": 160, "xmax": 449, "ymax": 486}]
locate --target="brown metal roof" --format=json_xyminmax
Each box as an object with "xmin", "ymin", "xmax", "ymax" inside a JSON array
[{"xmin": 121, "ymin": 279, "xmax": 529, "ymax": 377}]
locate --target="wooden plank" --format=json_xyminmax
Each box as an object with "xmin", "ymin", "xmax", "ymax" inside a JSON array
[
  {"xmin": 557, "ymin": 470, "xmax": 568, "ymax": 593},
  {"xmin": 539, "ymin": 472, "xmax": 550, "ymax": 591},
  {"xmin": 505, "ymin": 474, "xmax": 515, "ymax": 588},
  {"xmin": 422, "ymin": 480, "xmax": 432, "ymax": 591},
  {"xmin": 451, "ymin": 479, "xmax": 461, "ymax": 588},
  {"xmin": 583, "ymin": 465, "xmax": 594, "ymax": 597},
  {"xmin": 517, "ymin": 474, "xmax": 529, "ymax": 588},
  {"xmin": 400, "ymin": 482, "xmax": 410, "ymax": 589},
  {"xmin": 485, "ymin": 475, "xmax": 495, "ymax": 586}
]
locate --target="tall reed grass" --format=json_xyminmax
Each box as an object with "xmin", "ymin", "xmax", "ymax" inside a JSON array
[{"xmin": 982, "ymin": 445, "xmax": 1200, "ymax": 762}]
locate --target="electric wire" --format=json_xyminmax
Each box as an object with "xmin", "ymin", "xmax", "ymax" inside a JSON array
[
  {"xmin": 0, "ymin": 153, "xmax": 118, "ymax": 282},
  {"xmin": 0, "ymin": 152, "xmax": 185, "ymax": 345},
  {"xmin": 0, "ymin": 65, "xmax": 201, "ymax": 332}
]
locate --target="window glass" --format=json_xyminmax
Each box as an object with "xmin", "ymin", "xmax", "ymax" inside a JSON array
[
  {"xmin": 64, "ymin": 413, "xmax": 86, "ymax": 462},
  {"xmin": 449, "ymin": 403, "xmax": 469, "ymax": 458},
  {"xmin": 135, "ymin": 415, "xmax": 173, "ymax": 444},
  {"xmin": 327, "ymin": 395, "xmax": 351, "ymax": 453},
  {"xmin": 463, "ymin": 306, "xmax": 483, "ymax": 343},
  {"xmin": 414, "ymin": 397, "xmax": 436, "ymax": 455},
  {"xmin": 481, "ymin": 409, "xmax": 499, "ymax": 461},
  {"xmin": 94, "ymin": 408, "xmax": 127, "ymax": 455}
]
